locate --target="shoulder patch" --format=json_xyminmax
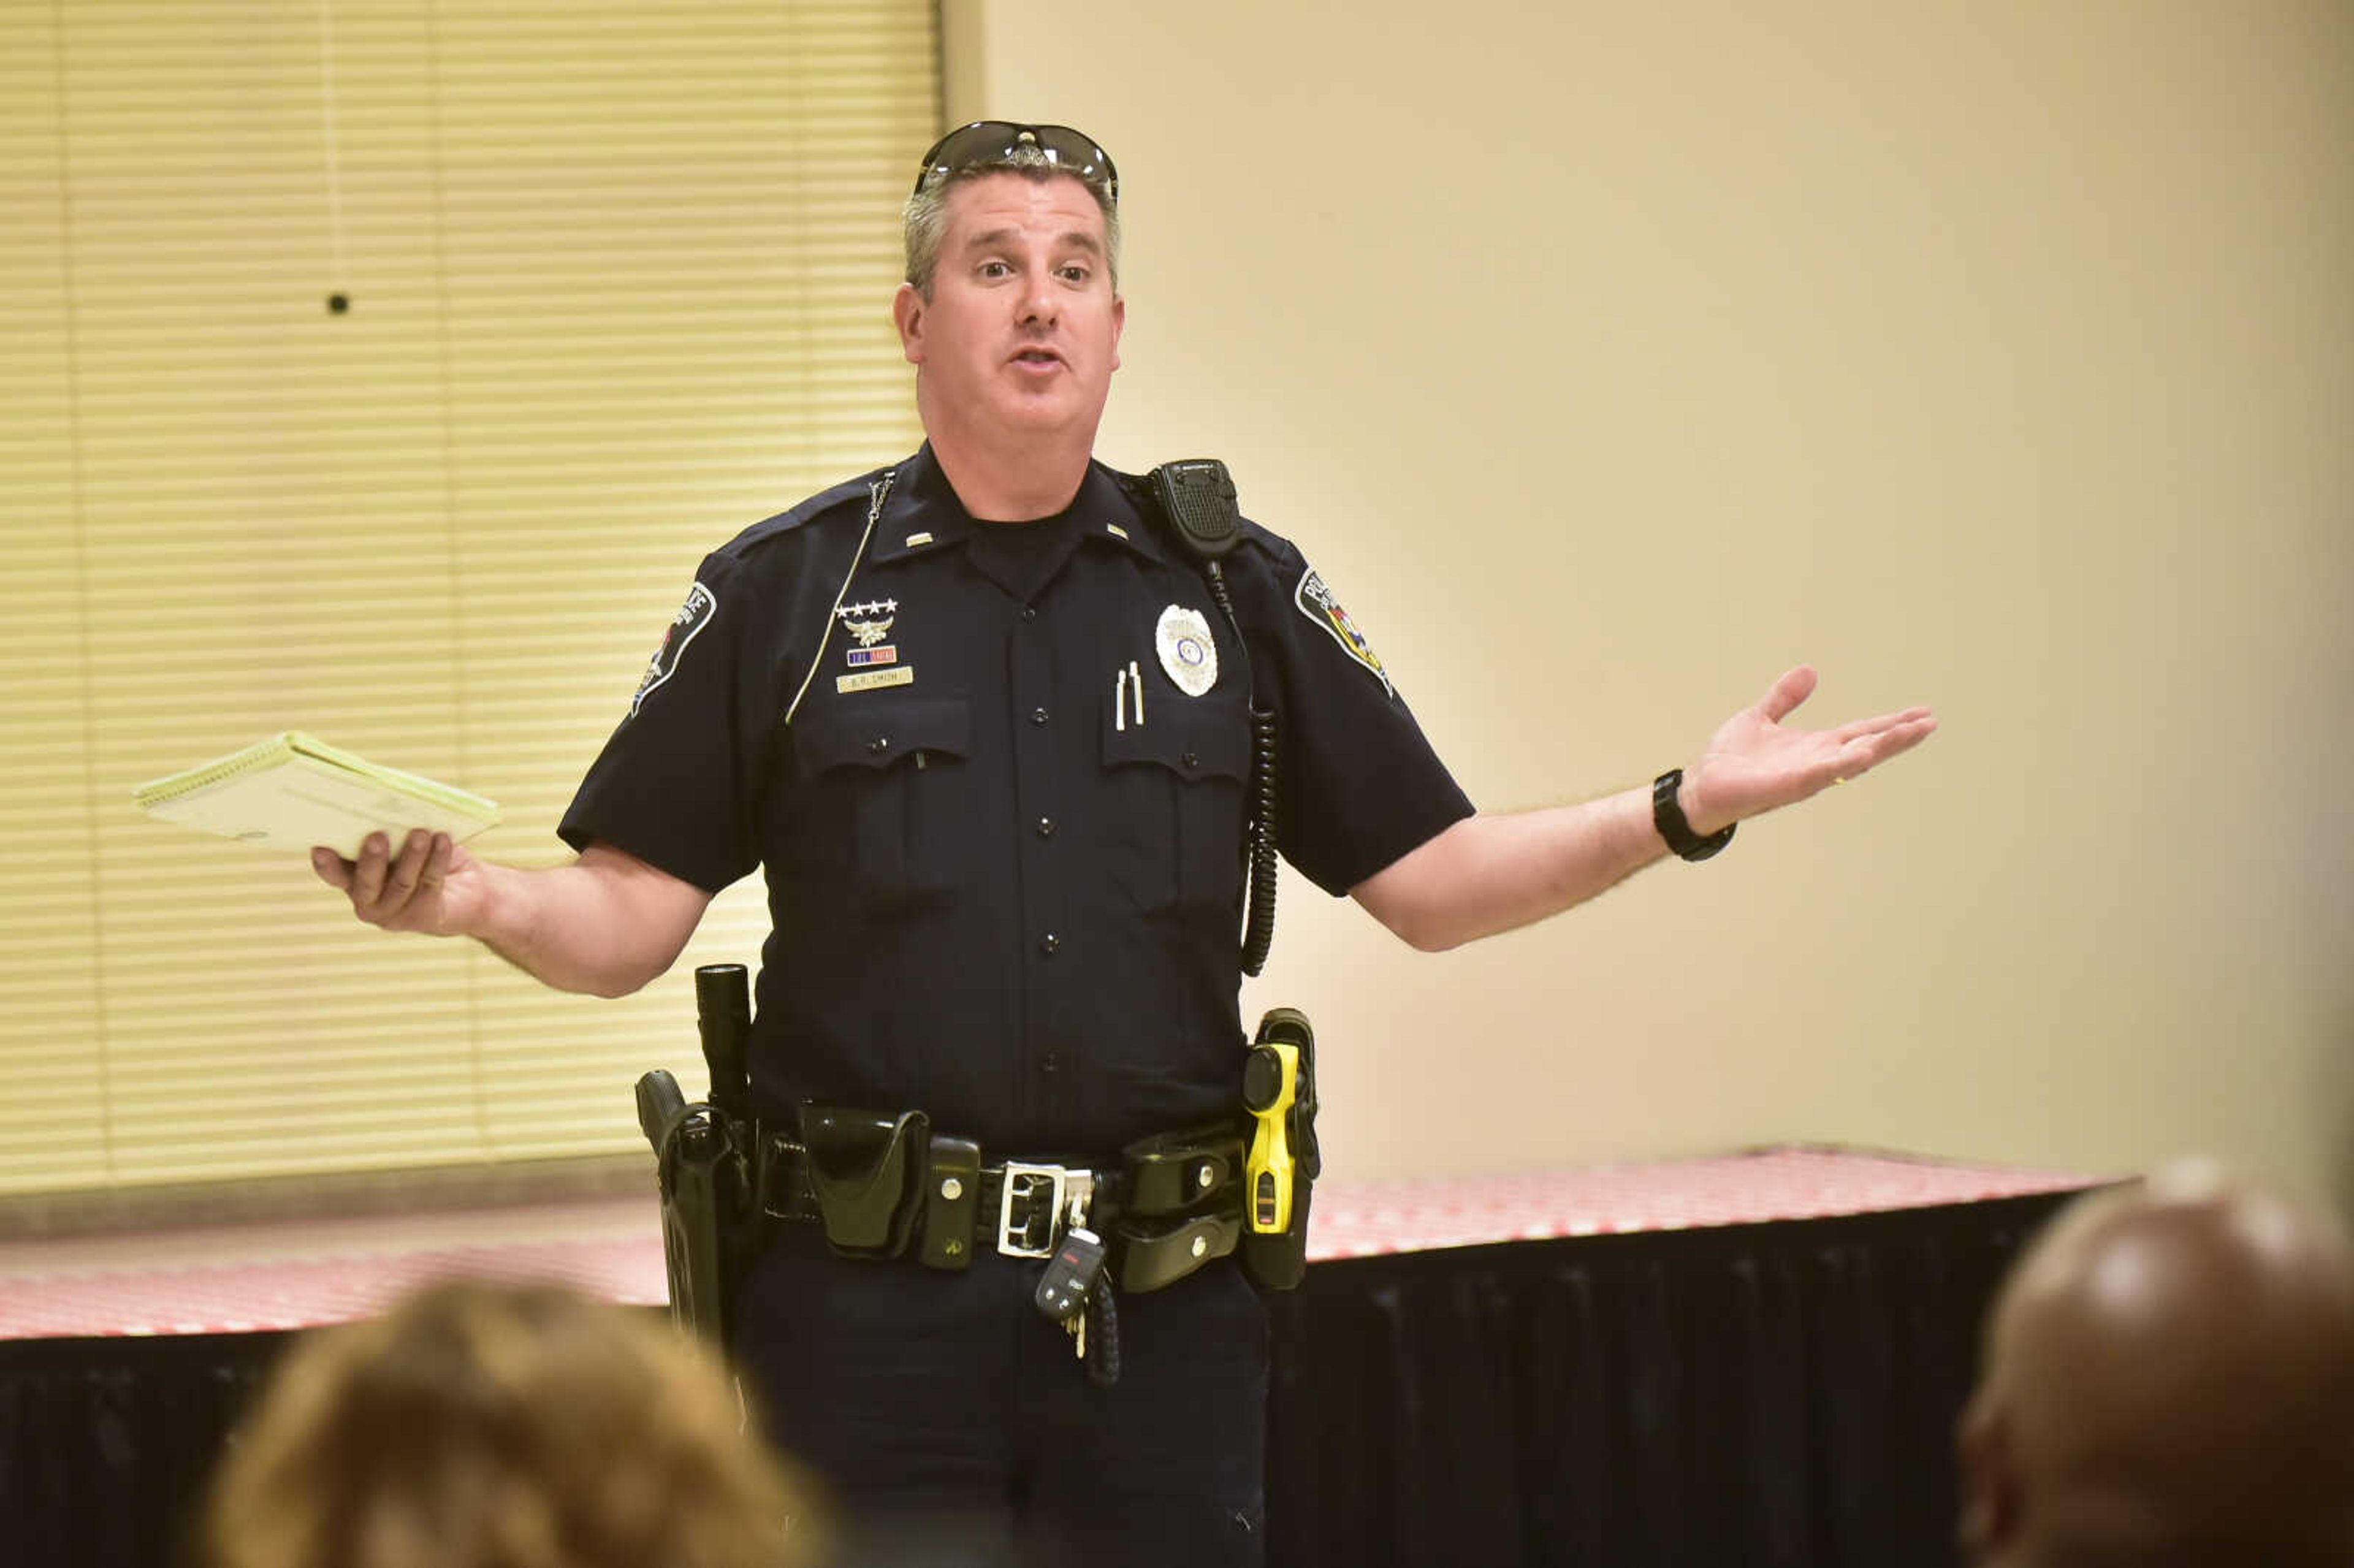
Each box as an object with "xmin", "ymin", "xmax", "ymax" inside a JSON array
[
  {"xmin": 1295, "ymin": 567, "xmax": 1393, "ymax": 698},
  {"xmin": 631, "ymin": 582, "xmax": 717, "ymax": 716}
]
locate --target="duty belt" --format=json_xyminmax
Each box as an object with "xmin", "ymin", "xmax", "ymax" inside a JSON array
[{"xmin": 755, "ymin": 1124, "xmax": 1246, "ymax": 1295}]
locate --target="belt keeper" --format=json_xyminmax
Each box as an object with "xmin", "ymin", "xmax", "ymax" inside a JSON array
[
  {"xmin": 1121, "ymin": 1127, "xmax": 1246, "ymax": 1216},
  {"xmin": 758, "ymin": 1132, "xmax": 818, "ymax": 1222},
  {"xmin": 1115, "ymin": 1210, "xmax": 1241, "ymax": 1293},
  {"xmin": 920, "ymin": 1135, "xmax": 982, "ymax": 1269}
]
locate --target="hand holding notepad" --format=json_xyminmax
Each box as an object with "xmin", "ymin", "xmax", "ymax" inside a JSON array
[{"xmin": 133, "ymin": 733, "xmax": 501, "ymax": 860}]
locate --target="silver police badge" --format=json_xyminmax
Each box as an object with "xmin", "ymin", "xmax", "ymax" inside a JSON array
[{"xmin": 1155, "ymin": 605, "xmax": 1218, "ymax": 697}]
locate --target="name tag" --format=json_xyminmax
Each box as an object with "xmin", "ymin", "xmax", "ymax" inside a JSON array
[{"xmin": 838, "ymin": 666, "xmax": 915, "ymax": 695}]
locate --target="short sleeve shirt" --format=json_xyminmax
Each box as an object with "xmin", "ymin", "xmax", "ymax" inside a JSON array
[{"xmin": 561, "ymin": 445, "xmax": 1472, "ymax": 1155}]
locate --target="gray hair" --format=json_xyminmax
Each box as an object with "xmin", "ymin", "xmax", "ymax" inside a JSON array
[{"xmin": 901, "ymin": 147, "xmax": 1121, "ymax": 298}]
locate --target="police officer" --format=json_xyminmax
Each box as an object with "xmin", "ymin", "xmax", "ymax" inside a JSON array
[{"xmin": 316, "ymin": 121, "xmax": 1936, "ymax": 1567}]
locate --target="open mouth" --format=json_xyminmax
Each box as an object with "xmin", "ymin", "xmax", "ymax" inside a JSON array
[{"xmin": 1011, "ymin": 348, "xmax": 1064, "ymax": 369}]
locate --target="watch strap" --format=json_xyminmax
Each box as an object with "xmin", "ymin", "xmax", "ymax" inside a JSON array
[{"xmin": 1653, "ymin": 769, "xmax": 1735, "ymax": 862}]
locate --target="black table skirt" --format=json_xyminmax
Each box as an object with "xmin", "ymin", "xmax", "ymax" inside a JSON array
[{"xmin": 0, "ymin": 1190, "xmax": 2078, "ymax": 1568}]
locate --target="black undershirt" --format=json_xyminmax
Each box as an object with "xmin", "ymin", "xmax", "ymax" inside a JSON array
[{"xmin": 965, "ymin": 503, "xmax": 1083, "ymax": 604}]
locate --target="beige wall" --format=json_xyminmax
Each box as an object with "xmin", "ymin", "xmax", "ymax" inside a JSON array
[{"xmin": 947, "ymin": 2, "xmax": 2354, "ymax": 1204}]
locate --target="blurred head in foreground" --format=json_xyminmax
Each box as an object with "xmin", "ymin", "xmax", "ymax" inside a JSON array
[
  {"xmin": 197, "ymin": 1278, "xmax": 822, "ymax": 1568},
  {"xmin": 1959, "ymin": 1161, "xmax": 2354, "ymax": 1568}
]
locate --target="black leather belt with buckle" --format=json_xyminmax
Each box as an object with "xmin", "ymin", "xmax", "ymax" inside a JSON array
[
  {"xmin": 759, "ymin": 1134, "xmax": 1099, "ymax": 1253},
  {"xmin": 757, "ymin": 1127, "xmax": 1241, "ymax": 1293},
  {"xmin": 986, "ymin": 1160, "xmax": 1092, "ymax": 1258}
]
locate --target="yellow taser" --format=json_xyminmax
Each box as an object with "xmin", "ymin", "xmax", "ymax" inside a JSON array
[{"xmin": 1243, "ymin": 1035, "xmax": 1300, "ymax": 1234}]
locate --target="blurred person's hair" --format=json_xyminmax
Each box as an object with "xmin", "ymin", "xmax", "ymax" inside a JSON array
[{"xmin": 194, "ymin": 1278, "xmax": 821, "ymax": 1568}]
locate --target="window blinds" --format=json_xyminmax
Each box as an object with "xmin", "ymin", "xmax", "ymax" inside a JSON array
[{"xmin": 0, "ymin": 0, "xmax": 936, "ymax": 1193}]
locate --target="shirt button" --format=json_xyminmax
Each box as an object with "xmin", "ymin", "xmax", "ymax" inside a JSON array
[
  {"xmin": 1030, "ymin": 707, "xmax": 1049, "ymax": 726},
  {"xmin": 1038, "ymin": 932, "xmax": 1060, "ymax": 955},
  {"xmin": 1019, "ymin": 606, "xmax": 1038, "ymax": 623},
  {"xmin": 1180, "ymin": 750, "xmax": 1199, "ymax": 769},
  {"xmin": 1035, "ymin": 816, "xmax": 1056, "ymax": 839},
  {"xmin": 867, "ymin": 736, "xmax": 889, "ymax": 756},
  {"xmin": 1040, "ymin": 1053, "xmax": 1061, "ymax": 1076}
]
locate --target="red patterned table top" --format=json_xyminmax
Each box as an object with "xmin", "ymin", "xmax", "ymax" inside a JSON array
[
  {"xmin": 1305, "ymin": 1143, "xmax": 2103, "ymax": 1260},
  {"xmin": 0, "ymin": 1144, "xmax": 2102, "ymax": 1341}
]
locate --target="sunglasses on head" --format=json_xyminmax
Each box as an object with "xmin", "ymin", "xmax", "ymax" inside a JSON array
[{"xmin": 913, "ymin": 121, "xmax": 1118, "ymax": 205}]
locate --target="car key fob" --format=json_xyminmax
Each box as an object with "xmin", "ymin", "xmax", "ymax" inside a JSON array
[{"xmin": 1033, "ymin": 1226, "xmax": 1107, "ymax": 1322}]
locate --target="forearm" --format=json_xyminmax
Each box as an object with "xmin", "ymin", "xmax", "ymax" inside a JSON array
[
  {"xmin": 1350, "ymin": 787, "xmax": 1670, "ymax": 952},
  {"xmin": 464, "ymin": 851, "xmax": 707, "ymax": 999}
]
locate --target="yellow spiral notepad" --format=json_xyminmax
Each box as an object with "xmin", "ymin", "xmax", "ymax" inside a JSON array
[{"xmin": 133, "ymin": 733, "xmax": 501, "ymax": 859}]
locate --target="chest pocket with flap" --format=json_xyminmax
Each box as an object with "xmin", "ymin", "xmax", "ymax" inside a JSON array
[
  {"xmin": 1099, "ymin": 695, "xmax": 1252, "ymax": 913},
  {"xmin": 788, "ymin": 694, "xmax": 973, "ymax": 909}
]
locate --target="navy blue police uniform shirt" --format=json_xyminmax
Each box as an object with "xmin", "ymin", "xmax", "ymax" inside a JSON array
[{"xmin": 560, "ymin": 444, "xmax": 1472, "ymax": 1158}]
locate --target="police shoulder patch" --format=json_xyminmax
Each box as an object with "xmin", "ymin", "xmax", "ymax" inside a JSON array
[
  {"xmin": 1294, "ymin": 567, "xmax": 1393, "ymax": 697},
  {"xmin": 631, "ymin": 581, "xmax": 717, "ymax": 716}
]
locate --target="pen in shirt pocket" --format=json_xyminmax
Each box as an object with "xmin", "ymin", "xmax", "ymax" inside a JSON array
[{"xmin": 1113, "ymin": 663, "xmax": 1146, "ymax": 730}]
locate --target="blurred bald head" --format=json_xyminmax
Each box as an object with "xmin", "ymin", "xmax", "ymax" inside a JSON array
[{"xmin": 1959, "ymin": 1162, "xmax": 2354, "ymax": 1568}]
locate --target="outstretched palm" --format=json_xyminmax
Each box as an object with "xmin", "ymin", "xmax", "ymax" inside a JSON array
[{"xmin": 1686, "ymin": 666, "xmax": 1936, "ymax": 832}]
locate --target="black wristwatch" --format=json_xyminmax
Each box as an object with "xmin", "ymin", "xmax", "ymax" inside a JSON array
[{"xmin": 1653, "ymin": 769, "xmax": 1735, "ymax": 862}]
